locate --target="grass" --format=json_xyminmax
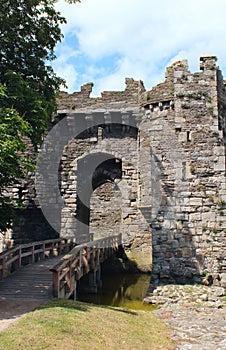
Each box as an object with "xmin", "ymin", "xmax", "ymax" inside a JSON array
[
  {"xmin": 0, "ymin": 299, "xmax": 175, "ymax": 350},
  {"xmin": 185, "ymin": 289, "xmax": 193, "ymax": 294}
]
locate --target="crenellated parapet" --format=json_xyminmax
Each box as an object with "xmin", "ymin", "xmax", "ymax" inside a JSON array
[{"xmin": 57, "ymin": 78, "xmax": 145, "ymax": 112}]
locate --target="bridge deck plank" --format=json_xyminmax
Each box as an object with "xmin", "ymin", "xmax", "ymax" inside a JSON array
[{"xmin": 0, "ymin": 257, "xmax": 60, "ymax": 301}]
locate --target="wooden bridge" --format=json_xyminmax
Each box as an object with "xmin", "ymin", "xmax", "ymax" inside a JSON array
[{"xmin": 0, "ymin": 234, "xmax": 121, "ymax": 301}]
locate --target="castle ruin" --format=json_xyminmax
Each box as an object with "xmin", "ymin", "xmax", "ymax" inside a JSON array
[{"xmin": 8, "ymin": 55, "xmax": 226, "ymax": 287}]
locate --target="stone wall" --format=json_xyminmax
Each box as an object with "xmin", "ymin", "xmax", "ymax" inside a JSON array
[
  {"xmin": 57, "ymin": 78, "xmax": 145, "ymax": 111},
  {"xmin": 55, "ymin": 54, "xmax": 226, "ymax": 284},
  {"xmin": 5, "ymin": 54, "xmax": 226, "ymax": 286},
  {"xmin": 140, "ymin": 55, "xmax": 226, "ymax": 285},
  {"xmin": 89, "ymin": 182, "xmax": 121, "ymax": 239},
  {"xmin": 58, "ymin": 116, "xmax": 152, "ymax": 270}
]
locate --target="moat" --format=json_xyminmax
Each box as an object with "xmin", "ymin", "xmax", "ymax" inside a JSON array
[{"xmin": 77, "ymin": 272, "xmax": 155, "ymax": 310}]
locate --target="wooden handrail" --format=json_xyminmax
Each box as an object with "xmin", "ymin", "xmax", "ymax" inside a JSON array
[
  {"xmin": 50, "ymin": 233, "xmax": 122, "ymax": 299},
  {"xmin": 0, "ymin": 238, "xmax": 76, "ymax": 280}
]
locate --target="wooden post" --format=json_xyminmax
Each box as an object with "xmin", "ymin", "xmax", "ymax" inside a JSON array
[
  {"xmin": 18, "ymin": 247, "xmax": 21, "ymax": 268},
  {"xmin": 88, "ymin": 270, "xmax": 97, "ymax": 293},
  {"xmin": 42, "ymin": 243, "xmax": 45, "ymax": 260},
  {"xmin": 73, "ymin": 279, "xmax": 77, "ymax": 300},
  {"xmin": 96, "ymin": 266, "xmax": 102, "ymax": 288},
  {"xmin": 12, "ymin": 247, "xmax": 21, "ymax": 272},
  {"xmin": 68, "ymin": 258, "xmax": 72, "ymax": 293},
  {"xmin": 50, "ymin": 242, "xmax": 54, "ymax": 258},
  {"xmin": 79, "ymin": 249, "xmax": 83, "ymax": 279},
  {"xmin": 58, "ymin": 241, "xmax": 62, "ymax": 256},
  {"xmin": 82, "ymin": 248, "xmax": 89, "ymax": 273},
  {"xmin": 52, "ymin": 270, "xmax": 60, "ymax": 298},
  {"xmin": 97, "ymin": 249, "xmax": 100, "ymax": 267},
  {"xmin": 31, "ymin": 245, "xmax": 35, "ymax": 264},
  {"xmin": 90, "ymin": 248, "xmax": 95, "ymax": 270},
  {"xmin": 49, "ymin": 234, "xmax": 121, "ymax": 299},
  {"xmin": 0, "ymin": 257, "xmax": 5, "ymax": 279}
]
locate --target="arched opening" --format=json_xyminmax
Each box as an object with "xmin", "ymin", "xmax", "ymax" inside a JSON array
[{"xmin": 76, "ymin": 154, "xmax": 122, "ymax": 241}]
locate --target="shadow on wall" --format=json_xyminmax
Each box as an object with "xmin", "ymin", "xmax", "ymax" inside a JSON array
[{"xmin": 13, "ymin": 204, "xmax": 58, "ymax": 244}]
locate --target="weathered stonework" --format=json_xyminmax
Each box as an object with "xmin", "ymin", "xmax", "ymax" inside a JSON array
[
  {"xmin": 89, "ymin": 182, "xmax": 121, "ymax": 240},
  {"xmin": 5, "ymin": 55, "xmax": 226, "ymax": 287}
]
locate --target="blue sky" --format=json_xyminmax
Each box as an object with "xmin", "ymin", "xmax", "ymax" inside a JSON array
[{"xmin": 54, "ymin": 0, "xmax": 226, "ymax": 96}]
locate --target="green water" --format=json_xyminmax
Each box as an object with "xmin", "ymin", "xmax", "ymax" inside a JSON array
[{"xmin": 78, "ymin": 273, "xmax": 156, "ymax": 311}]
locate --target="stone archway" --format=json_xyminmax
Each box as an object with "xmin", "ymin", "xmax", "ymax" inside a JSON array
[{"xmin": 14, "ymin": 55, "xmax": 226, "ymax": 286}]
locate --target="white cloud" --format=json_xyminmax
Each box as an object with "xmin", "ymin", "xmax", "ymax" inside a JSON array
[
  {"xmin": 54, "ymin": 0, "xmax": 226, "ymax": 93},
  {"xmin": 54, "ymin": 44, "xmax": 80, "ymax": 64},
  {"xmin": 92, "ymin": 57, "xmax": 162, "ymax": 96},
  {"xmin": 53, "ymin": 61, "xmax": 78, "ymax": 91}
]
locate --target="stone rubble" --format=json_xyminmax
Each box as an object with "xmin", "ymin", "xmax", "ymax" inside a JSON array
[{"xmin": 144, "ymin": 284, "xmax": 226, "ymax": 350}]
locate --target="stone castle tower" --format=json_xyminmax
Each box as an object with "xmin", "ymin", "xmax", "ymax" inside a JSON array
[{"xmin": 10, "ymin": 55, "xmax": 226, "ymax": 286}]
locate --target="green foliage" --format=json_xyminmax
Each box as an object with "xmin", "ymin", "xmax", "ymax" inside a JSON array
[
  {"xmin": 190, "ymin": 164, "xmax": 196, "ymax": 174},
  {"xmin": 181, "ymin": 103, "xmax": 190, "ymax": 109},
  {"xmin": 0, "ymin": 84, "xmax": 31, "ymax": 228},
  {"xmin": 216, "ymin": 199, "xmax": 226, "ymax": 207},
  {"xmin": 177, "ymin": 90, "xmax": 211, "ymax": 102},
  {"xmin": 212, "ymin": 227, "xmax": 217, "ymax": 234},
  {"xmin": 202, "ymin": 270, "xmax": 209, "ymax": 276},
  {"xmin": 0, "ymin": 0, "xmax": 68, "ymax": 146},
  {"xmin": 0, "ymin": 108, "xmax": 29, "ymax": 185},
  {"xmin": 0, "ymin": 0, "xmax": 81, "ymax": 229},
  {"xmin": 0, "ymin": 85, "xmax": 30, "ymax": 183}
]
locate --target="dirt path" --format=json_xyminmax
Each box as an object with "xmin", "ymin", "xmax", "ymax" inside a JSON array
[
  {"xmin": 0, "ymin": 257, "xmax": 61, "ymax": 332},
  {"xmin": 0, "ymin": 299, "xmax": 45, "ymax": 332}
]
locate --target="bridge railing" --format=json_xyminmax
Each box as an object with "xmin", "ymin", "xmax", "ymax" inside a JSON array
[
  {"xmin": 50, "ymin": 233, "xmax": 122, "ymax": 299},
  {"xmin": 0, "ymin": 238, "xmax": 76, "ymax": 280}
]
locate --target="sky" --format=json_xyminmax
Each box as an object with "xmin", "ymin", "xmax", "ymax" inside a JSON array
[{"xmin": 54, "ymin": 0, "xmax": 226, "ymax": 96}]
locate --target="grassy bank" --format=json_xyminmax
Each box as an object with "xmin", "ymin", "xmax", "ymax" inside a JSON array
[{"xmin": 0, "ymin": 299, "xmax": 175, "ymax": 350}]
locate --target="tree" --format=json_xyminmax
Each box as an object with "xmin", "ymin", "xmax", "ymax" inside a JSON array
[
  {"xmin": 0, "ymin": 85, "xmax": 29, "ymax": 186},
  {"xmin": 0, "ymin": 84, "xmax": 31, "ymax": 228},
  {"xmin": 0, "ymin": 0, "xmax": 80, "ymax": 229},
  {"xmin": 0, "ymin": 0, "xmax": 80, "ymax": 145},
  {"xmin": 0, "ymin": 0, "xmax": 66, "ymax": 146}
]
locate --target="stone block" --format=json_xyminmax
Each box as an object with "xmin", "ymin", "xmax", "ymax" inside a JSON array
[
  {"xmin": 214, "ymin": 155, "xmax": 225, "ymax": 170},
  {"xmin": 189, "ymin": 198, "xmax": 203, "ymax": 206},
  {"xmin": 189, "ymin": 213, "xmax": 201, "ymax": 221},
  {"xmin": 174, "ymin": 71, "xmax": 183, "ymax": 78},
  {"xmin": 219, "ymin": 273, "xmax": 226, "ymax": 288},
  {"xmin": 182, "ymin": 247, "xmax": 193, "ymax": 257},
  {"xmin": 178, "ymin": 132, "xmax": 187, "ymax": 142},
  {"xmin": 148, "ymin": 124, "xmax": 163, "ymax": 131}
]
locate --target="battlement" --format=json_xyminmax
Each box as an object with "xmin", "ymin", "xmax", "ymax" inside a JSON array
[
  {"xmin": 57, "ymin": 55, "xmax": 225, "ymax": 117},
  {"xmin": 57, "ymin": 78, "xmax": 145, "ymax": 112}
]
